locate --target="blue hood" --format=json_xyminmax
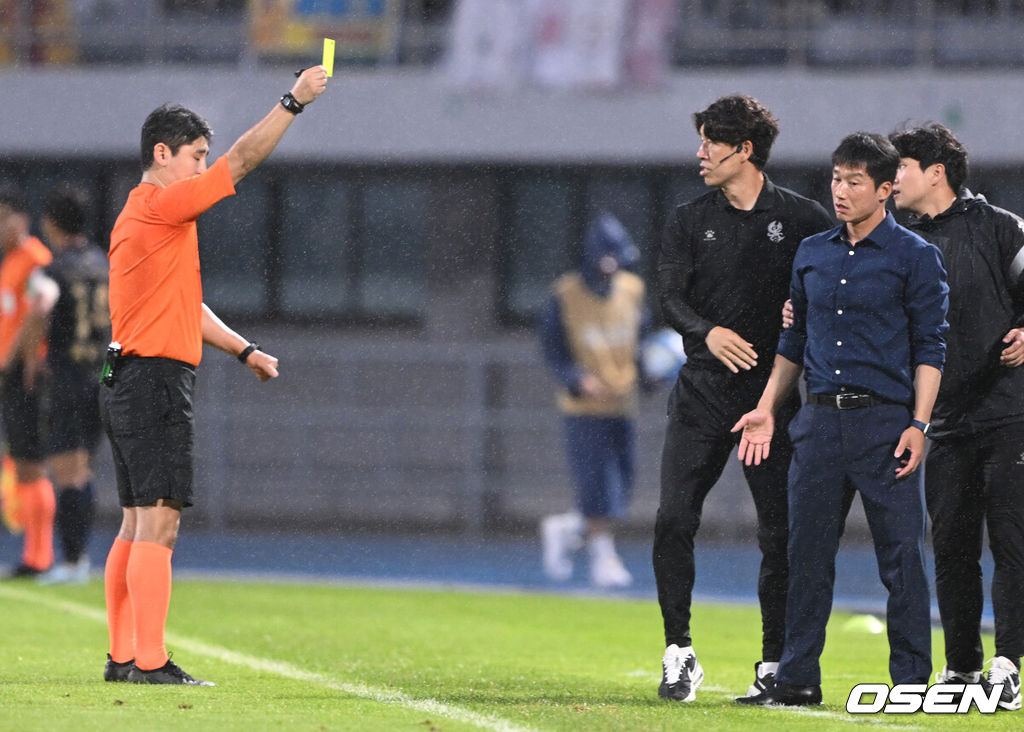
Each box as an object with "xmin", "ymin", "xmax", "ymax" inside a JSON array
[{"xmin": 580, "ymin": 213, "xmax": 640, "ymax": 296}]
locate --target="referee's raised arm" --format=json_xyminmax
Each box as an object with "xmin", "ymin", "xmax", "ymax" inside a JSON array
[{"xmin": 225, "ymin": 65, "xmax": 329, "ymax": 185}]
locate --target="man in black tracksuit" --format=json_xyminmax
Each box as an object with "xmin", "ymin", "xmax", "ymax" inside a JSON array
[
  {"xmin": 890, "ymin": 123, "xmax": 1024, "ymax": 711},
  {"xmin": 654, "ymin": 95, "xmax": 832, "ymax": 702}
]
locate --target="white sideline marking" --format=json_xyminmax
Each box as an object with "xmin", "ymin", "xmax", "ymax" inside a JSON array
[
  {"xmin": 0, "ymin": 585, "xmax": 920, "ymax": 730},
  {"xmin": 0, "ymin": 584, "xmax": 532, "ymax": 732}
]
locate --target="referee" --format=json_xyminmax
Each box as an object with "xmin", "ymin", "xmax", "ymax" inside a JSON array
[
  {"xmin": 100, "ymin": 67, "xmax": 328, "ymax": 685},
  {"xmin": 654, "ymin": 95, "xmax": 832, "ymax": 702}
]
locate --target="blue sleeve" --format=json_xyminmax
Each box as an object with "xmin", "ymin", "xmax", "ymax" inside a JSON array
[
  {"xmin": 777, "ymin": 243, "xmax": 809, "ymax": 365},
  {"xmin": 907, "ymin": 242, "xmax": 950, "ymax": 370},
  {"xmin": 537, "ymin": 296, "xmax": 583, "ymax": 392}
]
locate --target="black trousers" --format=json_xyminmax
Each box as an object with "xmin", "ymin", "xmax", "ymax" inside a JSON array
[
  {"xmin": 926, "ymin": 422, "xmax": 1024, "ymax": 671},
  {"xmin": 653, "ymin": 367, "xmax": 798, "ymax": 660}
]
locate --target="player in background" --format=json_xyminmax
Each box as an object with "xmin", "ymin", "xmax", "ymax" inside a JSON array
[
  {"xmin": 100, "ymin": 66, "xmax": 328, "ymax": 686},
  {"xmin": 0, "ymin": 187, "xmax": 55, "ymax": 579},
  {"xmin": 889, "ymin": 123, "xmax": 1023, "ymax": 711},
  {"xmin": 654, "ymin": 95, "xmax": 832, "ymax": 702},
  {"xmin": 25, "ymin": 185, "xmax": 111, "ymax": 585},
  {"xmin": 538, "ymin": 212, "xmax": 650, "ymax": 589}
]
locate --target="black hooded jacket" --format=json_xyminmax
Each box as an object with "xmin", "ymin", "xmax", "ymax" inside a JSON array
[{"xmin": 906, "ymin": 190, "xmax": 1024, "ymax": 437}]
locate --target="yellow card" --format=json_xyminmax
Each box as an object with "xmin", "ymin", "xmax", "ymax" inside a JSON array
[{"xmin": 322, "ymin": 38, "xmax": 335, "ymax": 77}]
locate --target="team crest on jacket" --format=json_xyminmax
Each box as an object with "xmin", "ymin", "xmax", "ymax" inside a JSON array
[{"xmin": 767, "ymin": 220, "xmax": 784, "ymax": 242}]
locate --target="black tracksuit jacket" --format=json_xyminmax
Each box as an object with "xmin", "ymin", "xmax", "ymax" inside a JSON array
[{"xmin": 906, "ymin": 190, "xmax": 1024, "ymax": 438}]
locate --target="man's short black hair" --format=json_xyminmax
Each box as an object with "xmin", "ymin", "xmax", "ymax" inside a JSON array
[
  {"xmin": 831, "ymin": 132, "xmax": 899, "ymax": 189},
  {"xmin": 0, "ymin": 185, "xmax": 29, "ymax": 215},
  {"xmin": 693, "ymin": 95, "xmax": 780, "ymax": 170},
  {"xmin": 43, "ymin": 185, "xmax": 89, "ymax": 235},
  {"xmin": 140, "ymin": 103, "xmax": 213, "ymax": 172},
  {"xmin": 889, "ymin": 123, "xmax": 968, "ymax": 193}
]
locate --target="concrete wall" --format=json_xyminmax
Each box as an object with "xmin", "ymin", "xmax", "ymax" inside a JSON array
[{"xmin": 3, "ymin": 66, "xmax": 1024, "ymax": 164}]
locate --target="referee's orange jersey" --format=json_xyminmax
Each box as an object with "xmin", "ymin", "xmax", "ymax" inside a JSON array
[
  {"xmin": 0, "ymin": 236, "xmax": 53, "ymax": 365},
  {"xmin": 108, "ymin": 156, "xmax": 235, "ymax": 366}
]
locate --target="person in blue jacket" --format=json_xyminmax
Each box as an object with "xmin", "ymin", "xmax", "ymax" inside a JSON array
[{"xmin": 537, "ymin": 212, "xmax": 650, "ymax": 588}]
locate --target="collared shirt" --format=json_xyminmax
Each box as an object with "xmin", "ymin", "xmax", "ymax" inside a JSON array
[
  {"xmin": 109, "ymin": 156, "xmax": 236, "ymax": 366},
  {"xmin": 658, "ymin": 175, "xmax": 833, "ymax": 378},
  {"xmin": 778, "ymin": 211, "xmax": 949, "ymax": 405}
]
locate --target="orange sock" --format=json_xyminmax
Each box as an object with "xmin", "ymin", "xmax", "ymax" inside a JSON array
[
  {"xmin": 0, "ymin": 455, "xmax": 19, "ymax": 532},
  {"xmin": 17, "ymin": 478, "xmax": 55, "ymax": 570},
  {"xmin": 104, "ymin": 537, "xmax": 134, "ymax": 664},
  {"xmin": 127, "ymin": 541, "xmax": 173, "ymax": 671}
]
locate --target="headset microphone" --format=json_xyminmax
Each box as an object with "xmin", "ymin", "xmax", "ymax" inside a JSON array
[{"xmin": 719, "ymin": 145, "xmax": 744, "ymax": 163}]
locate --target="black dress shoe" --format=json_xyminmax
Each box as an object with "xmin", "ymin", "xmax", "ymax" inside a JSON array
[{"xmin": 735, "ymin": 678, "xmax": 822, "ymax": 706}]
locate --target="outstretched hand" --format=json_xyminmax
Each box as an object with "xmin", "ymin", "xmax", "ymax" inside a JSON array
[{"xmin": 731, "ymin": 409, "xmax": 775, "ymax": 466}]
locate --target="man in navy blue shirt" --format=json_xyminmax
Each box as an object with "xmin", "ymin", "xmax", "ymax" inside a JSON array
[{"xmin": 732, "ymin": 132, "xmax": 949, "ymax": 707}]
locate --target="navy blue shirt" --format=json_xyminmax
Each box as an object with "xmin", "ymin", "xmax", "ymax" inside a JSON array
[{"xmin": 778, "ymin": 212, "xmax": 949, "ymax": 405}]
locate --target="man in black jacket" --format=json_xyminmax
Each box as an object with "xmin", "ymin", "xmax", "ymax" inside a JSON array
[
  {"xmin": 890, "ymin": 123, "xmax": 1024, "ymax": 711},
  {"xmin": 654, "ymin": 95, "xmax": 832, "ymax": 702}
]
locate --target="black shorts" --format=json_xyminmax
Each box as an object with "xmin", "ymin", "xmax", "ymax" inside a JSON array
[
  {"xmin": 1, "ymin": 362, "xmax": 47, "ymax": 462},
  {"xmin": 99, "ymin": 356, "xmax": 196, "ymax": 508},
  {"xmin": 48, "ymin": 360, "xmax": 103, "ymax": 455}
]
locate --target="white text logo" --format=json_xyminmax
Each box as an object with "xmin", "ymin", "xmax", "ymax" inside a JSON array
[{"xmin": 846, "ymin": 683, "xmax": 1001, "ymax": 714}]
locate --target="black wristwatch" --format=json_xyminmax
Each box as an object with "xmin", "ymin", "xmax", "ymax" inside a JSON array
[
  {"xmin": 909, "ymin": 419, "xmax": 931, "ymax": 435},
  {"xmin": 237, "ymin": 343, "xmax": 260, "ymax": 363},
  {"xmin": 280, "ymin": 92, "xmax": 305, "ymax": 115}
]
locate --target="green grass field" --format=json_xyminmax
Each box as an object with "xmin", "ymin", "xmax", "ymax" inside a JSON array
[{"xmin": 0, "ymin": 577, "xmax": 1010, "ymax": 730}]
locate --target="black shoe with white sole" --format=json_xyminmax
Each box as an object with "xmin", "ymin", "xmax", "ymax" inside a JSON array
[
  {"xmin": 982, "ymin": 657, "xmax": 1022, "ymax": 711},
  {"xmin": 658, "ymin": 644, "xmax": 703, "ymax": 702},
  {"xmin": 746, "ymin": 660, "xmax": 778, "ymax": 697}
]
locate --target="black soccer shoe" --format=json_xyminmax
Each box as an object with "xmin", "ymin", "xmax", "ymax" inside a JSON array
[
  {"xmin": 932, "ymin": 665, "xmax": 981, "ymax": 705},
  {"xmin": 128, "ymin": 657, "xmax": 215, "ymax": 686},
  {"xmin": 746, "ymin": 660, "xmax": 778, "ymax": 697},
  {"xmin": 981, "ymin": 657, "xmax": 1022, "ymax": 711},
  {"xmin": 4, "ymin": 564, "xmax": 43, "ymax": 580},
  {"xmin": 658, "ymin": 644, "xmax": 704, "ymax": 702},
  {"xmin": 103, "ymin": 654, "xmax": 135, "ymax": 682}
]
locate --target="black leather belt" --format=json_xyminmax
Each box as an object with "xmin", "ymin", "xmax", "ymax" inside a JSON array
[{"xmin": 806, "ymin": 392, "xmax": 892, "ymax": 410}]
